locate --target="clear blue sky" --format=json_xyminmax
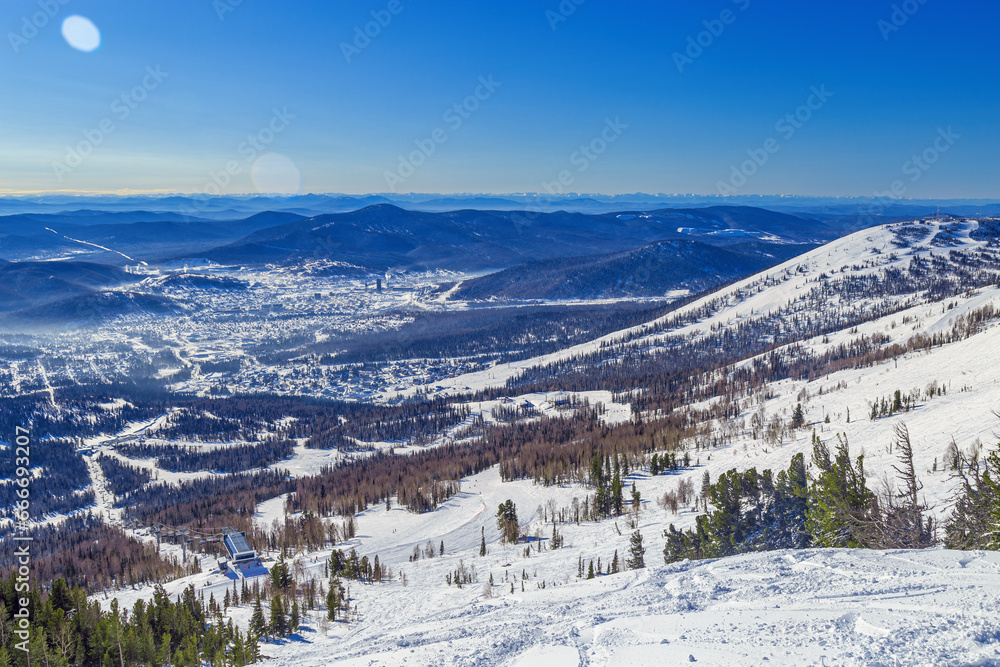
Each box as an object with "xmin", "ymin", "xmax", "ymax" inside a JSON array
[{"xmin": 1, "ymin": 0, "xmax": 997, "ymax": 197}]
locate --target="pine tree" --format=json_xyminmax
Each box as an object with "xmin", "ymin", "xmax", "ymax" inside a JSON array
[
  {"xmin": 496, "ymin": 500, "xmax": 519, "ymax": 544},
  {"xmin": 270, "ymin": 595, "xmax": 287, "ymax": 638},
  {"xmin": 156, "ymin": 632, "xmax": 172, "ymax": 667},
  {"xmin": 550, "ymin": 522, "xmax": 563, "ymax": 549},
  {"xmin": 327, "ymin": 577, "xmax": 345, "ymax": 622},
  {"xmin": 250, "ymin": 599, "xmax": 267, "ymax": 641},
  {"xmin": 631, "ymin": 482, "xmax": 641, "ymax": 511},
  {"xmin": 625, "ymin": 530, "xmax": 645, "ymax": 569},
  {"xmin": 586, "ymin": 560, "xmax": 595, "ymax": 579},
  {"xmin": 882, "ymin": 424, "xmax": 934, "ymax": 548},
  {"xmin": 945, "ymin": 444, "xmax": 995, "ymax": 549},
  {"xmin": 290, "ymin": 601, "xmax": 300, "ymax": 634},
  {"xmin": 650, "ymin": 453, "xmax": 660, "ymax": 476},
  {"xmin": 480, "ymin": 527, "xmax": 487, "ymax": 556},
  {"xmin": 792, "ymin": 403, "xmax": 805, "ymax": 428},
  {"xmin": 271, "ymin": 554, "xmax": 291, "ymax": 593},
  {"xmin": 806, "ymin": 434, "xmax": 876, "ymax": 548},
  {"xmin": 611, "ymin": 550, "xmax": 620, "ymax": 574},
  {"xmin": 612, "ymin": 455, "xmax": 624, "ymax": 515}
]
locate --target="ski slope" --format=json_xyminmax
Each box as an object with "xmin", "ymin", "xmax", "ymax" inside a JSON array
[{"xmin": 260, "ymin": 547, "xmax": 1000, "ymax": 667}]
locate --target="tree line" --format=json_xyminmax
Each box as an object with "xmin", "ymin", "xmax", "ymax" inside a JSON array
[
  {"xmin": 662, "ymin": 424, "xmax": 945, "ymax": 564},
  {"xmin": 0, "ymin": 574, "xmax": 261, "ymax": 666},
  {"xmin": 116, "ymin": 439, "xmax": 294, "ymax": 473}
]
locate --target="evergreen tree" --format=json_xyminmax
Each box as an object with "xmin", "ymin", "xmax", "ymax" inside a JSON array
[
  {"xmin": 881, "ymin": 424, "xmax": 934, "ymax": 548},
  {"xmin": 945, "ymin": 446, "xmax": 997, "ymax": 549},
  {"xmin": 480, "ymin": 527, "xmax": 487, "ymax": 556},
  {"xmin": 592, "ymin": 453, "xmax": 610, "ymax": 517},
  {"xmin": 290, "ymin": 601, "xmax": 300, "ymax": 634},
  {"xmin": 496, "ymin": 500, "xmax": 519, "ymax": 544},
  {"xmin": 156, "ymin": 632, "xmax": 172, "ymax": 666},
  {"xmin": 791, "ymin": 403, "xmax": 805, "ymax": 428},
  {"xmin": 612, "ymin": 455, "xmax": 624, "ymax": 515},
  {"xmin": 773, "ymin": 453, "xmax": 810, "ymax": 549},
  {"xmin": 550, "ymin": 522, "xmax": 563, "ymax": 549},
  {"xmin": 631, "ymin": 482, "xmax": 641, "ymax": 511},
  {"xmin": 626, "ymin": 530, "xmax": 646, "ymax": 569},
  {"xmin": 269, "ymin": 595, "xmax": 287, "ymax": 638},
  {"xmin": 611, "ymin": 549, "xmax": 620, "ymax": 574},
  {"xmin": 250, "ymin": 598, "xmax": 267, "ymax": 640},
  {"xmin": 806, "ymin": 434, "xmax": 877, "ymax": 548},
  {"xmin": 270, "ymin": 554, "xmax": 291, "ymax": 593}
]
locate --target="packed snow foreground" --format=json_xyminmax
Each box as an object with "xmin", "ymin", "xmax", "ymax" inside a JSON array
[{"xmin": 266, "ymin": 547, "xmax": 998, "ymax": 667}]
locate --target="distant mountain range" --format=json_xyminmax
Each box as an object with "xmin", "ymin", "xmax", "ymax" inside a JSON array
[
  {"xmin": 449, "ymin": 239, "xmax": 816, "ymax": 301},
  {"xmin": 0, "ymin": 259, "xmax": 138, "ymax": 312},
  {"xmin": 1, "ymin": 193, "xmax": 998, "ymax": 219},
  {"xmin": 0, "ymin": 211, "xmax": 304, "ymax": 263},
  {"xmin": 188, "ymin": 204, "xmax": 830, "ymax": 271},
  {"xmin": 1, "ymin": 200, "xmax": 989, "ymax": 326}
]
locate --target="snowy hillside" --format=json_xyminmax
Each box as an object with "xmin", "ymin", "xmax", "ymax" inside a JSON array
[
  {"xmin": 86, "ymin": 217, "xmax": 1000, "ymax": 666},
  {"xmin": 262, "ymin": 547, "xmax": 1000, "ymax": 666},
  {"xmin": 104, "ymin": 465, "xmax": 1000, "ymax": 666}
]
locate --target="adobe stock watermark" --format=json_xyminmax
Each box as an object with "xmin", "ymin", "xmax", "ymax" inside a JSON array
[
  {"xmin": 541, "ymin": 117, "xmax": 627, "ymax": 195},
  {"xmin": 181, "ymin": 106, "xmax": 295, "ymax": 211},
  {"xmin": 878, "ymin": 0, "xmax": 929, "ymax": 41},
  {"xmin": 51, "ymin": 66, "xmax": 169, "ymax": 183},
  {"xmin": 717, "ymin": 85, "xmax": 832, "ymax": 195},
  {"xmin": 11, "ymin": 426, "xmax": 33, "ymax": 657},
  {"xmin": 866, "ymin": 126, "xmax": 959, "ymax": 215},
  {"xmin": 546, "ymin": 0, "xmax": 585, "ymax": 31},
  {"xmin": 673, "ymin": 0, "xmax": 751, "ymax": 74},
  {"xmin": 384, "ymin": 75, "xmax": 501, "ymax": 192},
  {"xmin": 488, "ymin": 118, "xmax": 627, "ymax": 231},
  {"xmin": 341, "ymin": 0, "xmax": 407, "ymax": 63},
  {"xmin": 213, "ymin": 0, "xmax": 243, "ymax": 21},
  {"xmin": 8, "ymin": 0, "xmax": 72, "ymax": 54}
]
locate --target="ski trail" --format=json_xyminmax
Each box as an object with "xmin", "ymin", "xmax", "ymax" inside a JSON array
[
  {"xmin": 83, "ymin": 449, "xmax": 121, "ymax": 524},
  {"xmin": 88, "ymin": 358, "xmax": 111, "ymax": 384},
  {"xmin": 36, "ymin": 360, "xmax": 57, "ymax": 409},
  {"xmin": 82, "ymin": 412, "xmax": 173, "ymax": 527},
  {"xmin": 45, "ymin": 227, "xmax": 148, "ymax": 265}
]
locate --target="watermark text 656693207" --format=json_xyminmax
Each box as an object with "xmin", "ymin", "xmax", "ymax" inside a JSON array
[{"xmin": 12, "ymin": 425, "xmax": 33, "ymax": 657}]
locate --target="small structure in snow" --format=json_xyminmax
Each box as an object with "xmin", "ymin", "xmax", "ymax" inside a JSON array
[{"xmin": 222, "ymin": 528, "xmax": 264, "ymax": 578}]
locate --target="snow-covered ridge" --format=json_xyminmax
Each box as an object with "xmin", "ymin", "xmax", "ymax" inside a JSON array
[{"xmin": 406, "ymin": 218, "xmax": 996, "ymax": 398}]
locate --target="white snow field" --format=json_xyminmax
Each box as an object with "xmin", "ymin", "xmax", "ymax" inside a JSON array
[
  {"xmin": 259, "ymin": 547, "xmax": 1000, "ymax": 667},
  {"xmin": 103, "ymin": 463, "xmax": 1000, "ymax": 666}
]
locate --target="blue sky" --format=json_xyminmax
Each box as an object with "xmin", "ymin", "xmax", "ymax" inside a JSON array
[{"xmin": 0, "ymin": 0, "xmax": 997, "ymax": 197}]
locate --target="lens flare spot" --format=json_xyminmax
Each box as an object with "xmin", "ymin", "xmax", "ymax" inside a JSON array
[
  {"xmin": 252, "ymin": 153, "xmax": 301, "ymax": 195},
  {"xmin": 61, "ymin": 15, "xmax": 101, "ymax": 52}
]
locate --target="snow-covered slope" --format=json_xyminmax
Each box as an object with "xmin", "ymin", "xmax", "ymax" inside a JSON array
[
  {"xmin": 265, "ymin": 547, "xmax": 1000, "ymax": 667},
  {"xmin": 93, "ymin": 218, "xmax": 1000, "ymax": 665},
  {"xmin": 105, "ymin": 465, "xmax": 1000, "ymax": 665}
]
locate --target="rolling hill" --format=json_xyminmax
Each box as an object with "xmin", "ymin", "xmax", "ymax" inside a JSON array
[
  {"xmin": 449, "ymin": 239, "xmax": 817, "ymax": 301},
  {"xmin": 190, "ymin": 204, "xmax": 827, "ymax": 271}
]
